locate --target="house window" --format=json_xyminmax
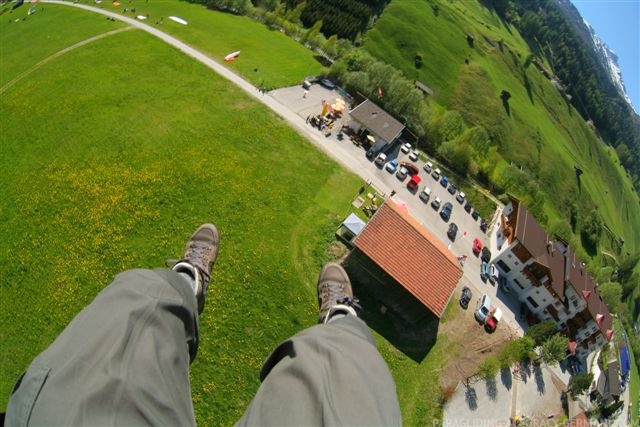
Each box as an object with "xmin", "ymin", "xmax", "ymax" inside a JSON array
[
  {"xmin": 527, "ymin": 296, "xmax": 539, "ymax": 308},
  {"xmin": 542, "ymin": 298, "xmax": 546, "ymax": 303},
  {"xmin": 497, "ymin": 260, "xmax": 511, "ymax": 273},
  {"xmin": 554, "ymin": 301, "xmax": 561, "ymax": 308},
  {"xmin": 514, "ymin": 278, "xmax": 524, "ymax": 289},
  {"xmin": 507, "ymin": 253, "xmax": 512, "ymax": 258},
  {"xmin": 536, "ymin": 290, "xmax": 540, "ymax": 294}
]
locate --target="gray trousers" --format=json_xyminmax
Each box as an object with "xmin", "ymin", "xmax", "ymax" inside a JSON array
[{"xmin": 6, "ymin": 269, "xmax": 400, "ymax": 426}]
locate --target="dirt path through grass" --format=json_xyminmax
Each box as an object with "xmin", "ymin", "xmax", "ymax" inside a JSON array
[{"xmin": 0, "ymin": 26, "xmax": 132, "ymax": 95}]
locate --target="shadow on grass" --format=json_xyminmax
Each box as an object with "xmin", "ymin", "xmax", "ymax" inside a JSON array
[
  {"xmin": 353, "ymin": 284, "xmax": 438, "ymax": 363},
  {"xmin": 485, "ymin": 377, "xmax": 498, "ymax": 401},
  {"xmin": 523, "ymin": 72, "xmax": 534, "ymax": 105},
  {"xmin": 501, "ymin": 367, "xmax": 512, "ymax": 390},
  {"xmin": 313, "ymin": 55, "xmax": 332, "ymax": 67},
  {"xmin": 465, "ymin": 385, "xmax": 478, "ymax": 410},
  {"xmin": 501, "ymin": 98, "xmax": 510, "ymax": 116},
  {"xmin": 533, "ymin": 363, "xmax": 545, "ymax": 394}
]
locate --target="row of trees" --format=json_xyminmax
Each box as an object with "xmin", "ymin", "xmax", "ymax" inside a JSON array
[{"xmin": 472, "ymin": 320, "xmax": 593, "ymax": 397}]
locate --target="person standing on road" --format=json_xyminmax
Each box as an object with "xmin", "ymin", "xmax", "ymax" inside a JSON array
[{"xmin": 6, "ymin": 224, "xmax": 401, "ymax": 426}]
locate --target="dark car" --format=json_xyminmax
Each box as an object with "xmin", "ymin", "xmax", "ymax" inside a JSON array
[
  {"xmin": 440, "ymin": 202, "xmax": 453, "ymax": 222},
  {"xmin": 366, "ymin": 147, "xmax": 377, "ymax": 160},
  {"xmin": 459, "ymin": 286, "xmax": 472, "ymax": 309},
  {"xmin": 471, "ymin": 209, "xmax": 480, "ymax": 220},
  {"xmin": 440, "ymin": 175, "xmax": 449, "ymax": 187},
  {"xmin": 481, "ymin": 246, "xmax": 491, "ymax": 263},
  {"xmin": 447, "ymin": 222, "xmax": 458, "ymax": 241},
  {"xmin": 480, "ymin": 218, "xmax": 488, "ymax": 233},
  {"xmin": 448, "ymin": 183, "xmax": 457, "ymax": 195},
  {"xmin": 319, "ymin": 78, "xmax": 336, "ymax": 89},
  {"xmin": 464, "ymin": 201, "xmax": 472, "ymax": 213}
]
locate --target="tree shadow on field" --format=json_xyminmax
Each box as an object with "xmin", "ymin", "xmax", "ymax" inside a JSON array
[
  {"xmin": 465, "ymin": 385, "xmax": 478, "ymax": 410},
  {"xmin": 501, "ymin": 367, "xmax": 513, "ymax": 390},
  {"xmin": 523, "ymin": 72, "xmax": 534, "ymax": 105},
  {"xmin": 533, "ymin": 363, "xmax": 545, "ymax": 394},
  {"xmin": 485, "ymin": 377, "xmax": 498, "ymax": 401}
]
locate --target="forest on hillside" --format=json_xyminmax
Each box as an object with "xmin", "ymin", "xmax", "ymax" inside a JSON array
[
  {"xmin": 282, "ymin": 0, "xmax": 389, "ymax": 41},
  {"xmin": 483, "ymin": 0, "xmax": 640, "ymax": 188}
]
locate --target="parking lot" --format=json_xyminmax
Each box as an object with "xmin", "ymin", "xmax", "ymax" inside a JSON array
[{"xmin": 270, "ymin": 83, "xmax": 524, "ymax": 336}]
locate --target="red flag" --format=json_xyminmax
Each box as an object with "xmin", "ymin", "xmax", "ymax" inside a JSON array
[{"xmin": 377, "ymin": 87, "xmax": 383, "ymax": 97}]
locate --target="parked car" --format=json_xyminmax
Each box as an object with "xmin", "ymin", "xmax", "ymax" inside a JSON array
[
  {"xmin": 480, "ymin": 261, "xmax": 490, "ymax": 281},
  {"xmin": 374, "ymin": 152, "xmax": 387, "ymax": 167},
  {"xmin": 399, "ymin": 162, "xmax": 419, "ymax": 176},
  {"xmin": 431, "ymin": 196, "xmax": 442, "ymax": 210},
  {"xmin": 407, "ymin": 174, "xmax": 421, "ymax": 191},
  {"xmin": 385, "ymin": 159, "xmax": 398, "ymax": 173},
  {"xmin": 481, "ymin": 246, "xmax": 492, "ymax": 263},
  {"xmin": 464, "ymin": 201, "xmax": 473, "ymax": 213},
  {"xmin": 484, "ymin": 307, "xmax": 503, "ymax": 333},
  {"xmin": 447, "ymin": 222, "xmax": 458, "ymax": 240},
  {"xmin": 499, "ymin": 276, "xmax": 511, "ymax": 293},
  {"xmin": 440, "ymin": 176, "xmax": 449, "ymax": 187},
  {"xmin": 475, "ymin": 295, "xmax": 492, "ymax": 323},
  {"xmin": 423, "ymin": 161, "xmax": 433, "ymax": 173},
  {"xmin": 419, "ymin": 187, "xmax": 432, "ymax": 202},
  {"xmin": 366, "ymin": 147, "xmax": 377, "ymax": 160},
  {"xmin": 302, "ymin": 79, "xmax": 312, "ymax": 89},
  {"xmin": 472, "ymin": 238, "xmax": 483, "ymax": 256},
  {"xmin": 471, "ymin": 209, "xmax": 480, "ymax": 220},
  {"xmin": 305, "ymin": 76, "xmax": 319, "ymax": 84},
  {"xmin": 409, "ymin": 150, "xmax": 420, "ymax": 162},
  {"xmin": 396, "ymin": 165, "xmax": 409, "ymax": 180},
  {"xmin": 456, "ymin": 191, "xmax": 466, "ymax": 203},
  {"xmin": 432, "ymin": 168, "xmax": 441, "ymax": 180},
  {"xmin": 448, "ymin": 183, "xmax": 457, "ymax": 195},
  {"xmin": 480, "ymin": 218, "xmax": 488, "ymax": 232},
  {"xmin": 489, "ymin": 263, "xmax": 499, "ymax": 284},
  {"xmin": 319, "ymin": 78, "xmax": 336, "ymax": 89},
  {"xmin": 440, "ymin": 202, "xmax": 453, "ymax": 221},
  {"xmin": 460, "ymin": 286, "xmax": 472, "ymax": 309},
  {"xmin": 400, "ymin": 142, "xmax": 412, "ymax": 153}
]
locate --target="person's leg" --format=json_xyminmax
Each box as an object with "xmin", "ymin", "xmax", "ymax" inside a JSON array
[
  {"xmin": 236, "ymin": 263, "xmax": 401, "ymax": 427},
  {"xmin": 6, "ymin": 224, "xmax": 219, "ymax": 426}
]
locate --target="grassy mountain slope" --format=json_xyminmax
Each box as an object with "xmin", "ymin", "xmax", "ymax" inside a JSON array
[{"xmin": 364, "ymin": 0, "xmax": 640, "ymax": 261}]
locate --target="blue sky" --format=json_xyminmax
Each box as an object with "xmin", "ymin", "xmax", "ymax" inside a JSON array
[{"xmin": 571, "ymin": 0, "xmax": 640, "ymax": 113}]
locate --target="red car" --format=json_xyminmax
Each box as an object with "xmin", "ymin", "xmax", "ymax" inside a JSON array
[
  {"xmin": 472, "ymin": 238, "xmax": 483, "ymax": 256},
  {"xmin": 399, "ymin": 162, "xmax": 419, "ymax": 176},
  {"xmin": 407, "ymin": 174, "xmax": 421, "ymax": 191}
]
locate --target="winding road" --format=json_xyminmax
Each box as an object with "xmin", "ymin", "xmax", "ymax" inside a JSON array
[{"xmin": 43, "ymin": 0, "xmax": 392, "ymax": 195}]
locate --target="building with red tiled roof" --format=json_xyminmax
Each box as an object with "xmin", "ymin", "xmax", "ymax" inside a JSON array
[
  {"xmin": 493, "ymin": 196, "xmax": 613, "ymax": 359},
  {"xmin": 344, "ymin": 197, "xmax": 462, "ymax": 320},
  {"xmin": 560, "ymin": 412, "xmax": 591, "ymax": 427}
]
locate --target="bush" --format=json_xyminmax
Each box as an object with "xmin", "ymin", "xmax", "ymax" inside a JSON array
[
  {"xmin": 581, "ymin": 210, "xmax": 603, "ymax": 249},
  {"xmin": 498, "ymin": 336, "xmax": 534, "ymax": 368}
]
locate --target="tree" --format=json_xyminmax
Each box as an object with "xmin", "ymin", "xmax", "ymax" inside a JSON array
[
  {"xmin": 477, "ymin": 356, "xmax": 500, "ymax": 380},
  {"xmin": 526, "ymin": 320, "xmax": 557, "ymax": 347},
  {"xmin": 498, "ymin": 336, "xmax": 535, "ymax": 368},
  {"xmin": 597, "ymin": 282, "xmax": 623, "ymax": 314},
  {"xmin": 540, "ymin": 334, "xmax": 568, "ymax": 366},
  {"xmin": 567, "ymin": 372, "xmax": 594, "ymax": 397},
  {"xmin": 581, "ymin": 210, "xmax": 602, "ymax": 249}
]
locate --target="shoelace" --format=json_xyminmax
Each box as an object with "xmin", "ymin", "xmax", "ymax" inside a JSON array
[{"xmin": 336, "ymin": 296, "xmax": 363, "ymax": 315}]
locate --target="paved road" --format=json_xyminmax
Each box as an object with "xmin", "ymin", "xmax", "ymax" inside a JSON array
[{"xmin": 45, "ymin": 0, "xmax": 522, "ymax": 335}]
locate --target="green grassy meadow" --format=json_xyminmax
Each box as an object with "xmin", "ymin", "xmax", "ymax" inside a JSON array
[
  {"xmin": 92, "ymin": 0, "xmax": 324, "ymax": 88},
  {"xmin": 1, "ymin": 4, "xmax": 454, "ymax": 424},
  {"xmin": 364, "ymin": 0, "xmax": 640, "ymax": 261}
]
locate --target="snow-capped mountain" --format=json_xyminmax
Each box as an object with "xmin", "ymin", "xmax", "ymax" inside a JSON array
[{"xmin": 583, "ymin": 20, "xmax": 634, "ymax": 109}]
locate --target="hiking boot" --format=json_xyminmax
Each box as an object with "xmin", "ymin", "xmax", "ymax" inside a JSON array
[
  {"xmin": 171, "ymin": 224, "xmax": 219, "ymax": 314},
  {"xmin": 317, "ymin": 263, "xmax": 361, "ymax": 324}
]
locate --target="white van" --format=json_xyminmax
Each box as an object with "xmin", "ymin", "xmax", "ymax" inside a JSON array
[{"xmin": 475, "ymin": 295, "xmax": 492, "ymax": 323}]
